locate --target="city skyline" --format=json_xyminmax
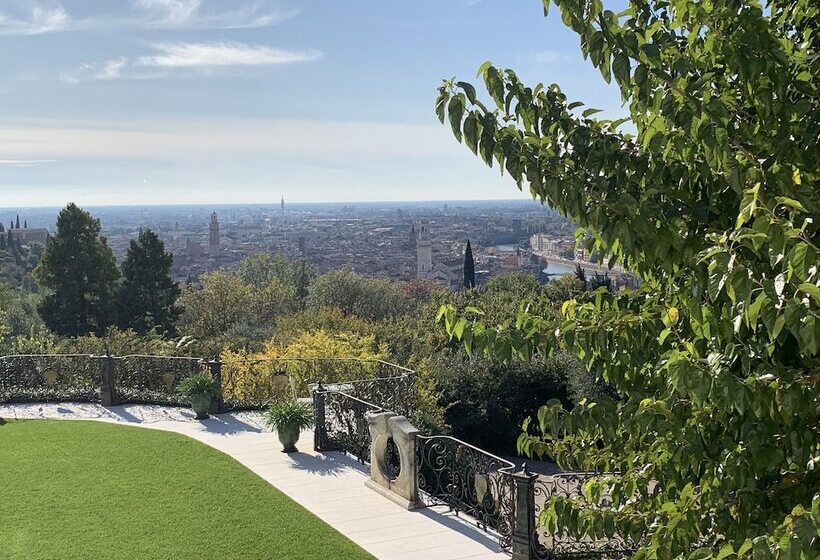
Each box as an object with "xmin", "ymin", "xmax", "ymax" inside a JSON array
[{"xmin": 0, "ymin": 0, "xmax": 624, "ymax": 207}]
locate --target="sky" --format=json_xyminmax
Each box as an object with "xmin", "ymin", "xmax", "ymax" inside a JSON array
[{"xmin": 0, "ymin": 0, "xmax": 625, "ymax": 207}]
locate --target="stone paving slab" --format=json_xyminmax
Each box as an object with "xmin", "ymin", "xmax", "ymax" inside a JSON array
[{"xmin": 0, "ymin": 402, "xmax": 509, "ymax": 560}]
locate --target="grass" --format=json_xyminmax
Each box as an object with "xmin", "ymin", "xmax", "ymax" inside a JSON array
[{"xmin": 0, "ymin": 420, "xmax": 374, "ymax": 560}]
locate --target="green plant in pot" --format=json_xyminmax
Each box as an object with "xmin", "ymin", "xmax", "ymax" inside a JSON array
[
  {"xmin": 263, "ymin": 399, "xmax": 314, "ymax": 453},
  {"xmin": 177, "ymin": 373, "xmax": 220, "ymax": 420}
]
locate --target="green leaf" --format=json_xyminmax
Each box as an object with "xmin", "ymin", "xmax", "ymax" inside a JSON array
[
  {"xmin": 448, "ymin": 94, "xmax": 465, "ymax": 142},
  {"xmin": 736, "ymin": 183, "xmax": 760, "ymax": 229},
  {"xmin": 613, "ymin": 52, "xmax": 631, "ymax": 91},
  {"xmin": 797, "ymin": 283, "xmax": 820, "ymax": 304},
  {"xmin": 435, "ymin": 89, "xmax": 449, "ymax": 124},
  {"xmin": 582, "ymin": 108, "xmax": 603, "ymax": 118},
  {"xmin": 463, "ymin": 112, "xmax": 480, "ymax": 154},
  {"xmin": 775, "ymin": 196, "xmax": 807, "ymax": 212},
  {"xmin": 456, "ymin": 81, "xmax": 477, "ymax": 105}
]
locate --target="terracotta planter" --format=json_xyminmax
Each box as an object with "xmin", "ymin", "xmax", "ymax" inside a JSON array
[
  {"xmin": 190, "ymin": 394, "xmax": 212, "ymax": 420},
  {"xmin": 277, "ymin": 423, "xmax": 301, "ymax": 453}
]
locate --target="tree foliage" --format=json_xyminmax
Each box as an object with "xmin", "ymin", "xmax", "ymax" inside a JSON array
[
  {"xmin": 33, "ymin": 204, "xmax": 119, "ymax": 337},
  {"xmin": 437, "ymin": 0, "xmax": 819, "ymax": 557},
  {"xmin": 306, "ymin": 269, "xmax": 415, "ymax": 321},
  {"xmin": 117, "ymin": 229, "xmax": 180, "ymax": 335}
]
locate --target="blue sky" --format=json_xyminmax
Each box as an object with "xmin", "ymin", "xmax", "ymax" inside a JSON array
[{"xmin": 0, "ymin": 0, "xmax": 624, "ymax": 207}]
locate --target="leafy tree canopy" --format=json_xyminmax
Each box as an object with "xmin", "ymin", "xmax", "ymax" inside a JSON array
[
  {"xmin": 118, "ymin": 229, "xmax": 180, "ymax": 336},
  {"xmin": 33, "ymin": 204, "xmax": 119, "ymax": 337},
  {"xmin": 437, "ymin": 0, "xmax": 818, "ymax": 557},
  {"xmin": 306, "ymin": 269, "xmax": 416, "ymax": 321}
]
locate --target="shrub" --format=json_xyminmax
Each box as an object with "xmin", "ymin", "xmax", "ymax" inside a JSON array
[
  {"xmin": 428, "ymin": 350, "xmax": 595, "ymax": 454},
  {"xmin": 221, "ymin": 329, "xmax": 390, "ymax": 400}
]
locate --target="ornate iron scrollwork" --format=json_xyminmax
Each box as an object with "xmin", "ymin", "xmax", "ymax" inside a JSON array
[
  {"xmin": 321, "ymin": 390, "xmax": 383, "ymax": 464},
  {"xmin": 0, "ymin": 354, "xmax": 99, "ymax": 403},
  {"xmin": 532, "ymin": 473, "xmax": 636, "ymax": 559},
  {"xmin": 114, "ymin": 355, "xmax": 207, "ymax": 405},
  {"xmin": 384, "ymin": 436, "xmax": 401, "ymax": 481},
  {"xmin": 416, "ymin": 435, "xmax": 515, "ymax": 550}
]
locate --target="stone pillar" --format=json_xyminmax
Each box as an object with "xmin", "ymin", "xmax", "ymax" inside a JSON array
[
  {"xmin": 208, "ymin": 357, "xmax": 223, "ymax": 414},
  {"xmin": 512, "ymin": 464, "xmax": 538, "ymax": 560},
  {"xmin": 365, "ymin": 412, "xmax": 419, "ymax": 509},
  {"xmin": 312, "ymin": 382, "xmax": 327, "ymax": 452},
  {"xmin": 100, "ymin": 354, "xmax": 119, "ymax": 407}
]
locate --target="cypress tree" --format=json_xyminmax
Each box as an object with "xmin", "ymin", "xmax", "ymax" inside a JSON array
[
  {"xmin": 117, "ymin": 229, "xmax": 180, "ymax": 335},
  {"xmin": 33, "ymin": 203, "xmax": 119, "ymax": 336},
  {"xmin": 463, "ymin": 239, "xmax": 476, "ymax": 289}
]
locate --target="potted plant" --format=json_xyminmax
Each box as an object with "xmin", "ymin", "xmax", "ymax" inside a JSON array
[
  {"xmin": 177, "ymin": 374, "xmax": 220, "ymax": 420},
  {"xmin": 263, "ymin": 399, "xmax": 314, "ymax": 453}
]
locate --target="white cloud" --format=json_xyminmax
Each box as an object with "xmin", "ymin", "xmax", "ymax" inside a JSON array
[
  {"xmin": 138, "ymin": 42, "xmax": 322, "ymax": 69},
  {"xmin": 0, "ymin": 0, "xmax": 296, "ymax": 35},
  {"xmin": 0, "ymin": 159, "xmax": 58, "ymax": 166},
  {"xmin": 0, "ymin": 5, "xmax": 70, "ymax": 35},
  {"xmin": 61, "ymin": 42, "xmax": 321, "ymax": 83}
]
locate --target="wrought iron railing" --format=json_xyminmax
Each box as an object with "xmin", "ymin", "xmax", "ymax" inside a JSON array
[
  {"xmin": 531, "ymin": 473, "xmax": 636, "ymax": 559},
  {"xmin": 416, "ymin": 435, "xmax": 516, "ymax": 551},
  {"xmin": 0, "ymin": 354, "xmax": 100, "ymax": 403},
  {"xmin": 113, "ymin": 355, "xmax": 209, "ymax": 405},
  {"xmin": 313, "ymin": 387, "xmax": 383, "ymax": 464}
]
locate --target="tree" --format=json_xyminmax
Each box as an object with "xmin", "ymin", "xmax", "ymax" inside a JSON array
[
  {"xmin": 463, "ymin": 239, "xmax": 476, "ymax": 289},
  {"xmin": 177, "ymin": 271, "xmax": 256, "ymax": 347},
  {"xmin": 437, "ymin": 1, "xmax": 818, "ymax": 557},
  {"xmin": 33, "ymin": 204, "xmax": 119, "ymax": 336},
  {"xmin": 177, "ymin": 260, "xmax": 298, "ymax": 352},
  {"xmin": 117, "ymin": 229, "xmax": 180, "ymax": 335},
  {"xmin": 237, "ymin": 253, "xmax": 315, "ymax": 306},
  {"xmin": 307, "ymin": 269, "xmax": 415, "ymax": 321}
]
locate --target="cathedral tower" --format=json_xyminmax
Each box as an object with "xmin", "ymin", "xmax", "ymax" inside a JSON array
[{"xmin": 416, "ymin": 220, "xmax": 432, "ymax": 278}]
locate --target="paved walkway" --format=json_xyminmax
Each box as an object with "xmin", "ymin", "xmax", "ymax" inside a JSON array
[{"xmin": 0, "ymin": 403, "xmax": 508, "ymax": 560}]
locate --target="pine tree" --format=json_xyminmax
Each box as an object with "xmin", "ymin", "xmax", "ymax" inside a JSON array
[
  {"xmin": 117, "ymin": 229, "xmax": 180, "ymax": 335},
  {"xmin": 33, "ymin": 203, "xmax": 119, "ymax": 336},
  {"xmin": 463, "ymin": 239, "xmax": 475, "ymax": 289}
]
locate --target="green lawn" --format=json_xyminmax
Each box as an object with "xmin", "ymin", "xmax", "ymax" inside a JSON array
[{"xmin": 0, "ymin": 419, "xmax": 374, "ymax": 560}]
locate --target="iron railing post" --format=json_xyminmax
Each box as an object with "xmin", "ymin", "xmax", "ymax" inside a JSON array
[
  {"xmin": 313, "ymin": 381, "xmax": 327, "ymax": 451},
  {"xmin": 208, "ymin": 357, "xmax": 223, "ymax": 414},
  {"xmin": 512, "ymin": 463, "xmax": 538, "ymax": 560},
  {"xmin": 100, "ymin": 354, "xmax": 119, "ymax": 406}
]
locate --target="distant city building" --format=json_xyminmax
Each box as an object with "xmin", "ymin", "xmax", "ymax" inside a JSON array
[
  {"xmin": 281, "ymin": 195, "xmax": 285, "ymax": 214},
  {"xmin": 209, "ymin": 212, "xmax": 220, "ymax": 254},
  {"xmin": 416, "ymin": 220, "xmax": 432, "ymax": 278},
  {"xmin": 186, "ymin": 238, "xmax": 205, "ymax": 258},
  {"xmin": 8, "ymin": 228, "xmax": 49, "ymax": 245}
]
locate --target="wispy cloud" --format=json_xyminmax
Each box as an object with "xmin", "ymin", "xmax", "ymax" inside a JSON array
[
  {"xmin": 0, "ymin": 159, "xmax": 58, "ymax": 166},
  {"xmin": 139, "ymin": 42, "xmax": 322, "ymax": 69},
  {"xmin": 0, "ymin": 0, "xmax": 297, "ymax": 35},
  {"xmin": 61, "ymin": 42, "xmax": 321, "ymax": 83},
  {"xmin": 0, "ymin": 5, "xmax": 70, "ymax": 35}
]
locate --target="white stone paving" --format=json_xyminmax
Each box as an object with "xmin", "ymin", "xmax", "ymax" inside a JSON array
[{"xmin": 0, "ymin": 402, "xmax": 509, "ymax": 560}]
